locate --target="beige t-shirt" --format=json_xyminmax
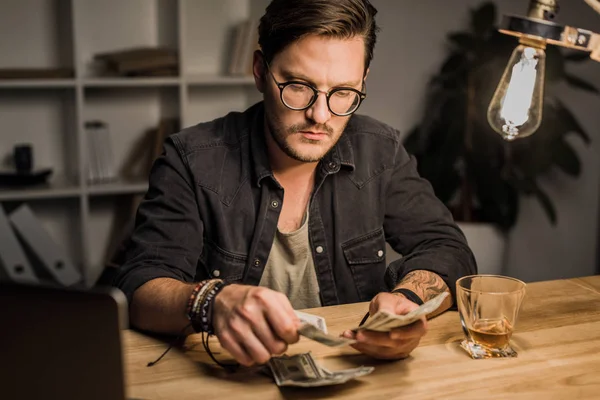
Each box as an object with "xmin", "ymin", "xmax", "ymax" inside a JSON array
[{"xmin": 259, "ymin": 211, "xmax": 322, "ymax": 309}]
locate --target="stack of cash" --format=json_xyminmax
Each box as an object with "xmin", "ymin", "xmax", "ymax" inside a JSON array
[
  {"xmin": 297, "ymin": 323, "xmax": 356, "ymax": 347},
  {"xmin": 351, "ymin": 291, "xmax": 449, "ymax": 332},
  {"xmin": 268, "ymin": 352, "xmax": 374, "ymax": 387},
  {"xmin": 271, "ymin": 292, "xmax": 449, "ymax": 387},
  {"xmin": 295, "ymin": 292, "xmax": 449, "ymax": 348}
]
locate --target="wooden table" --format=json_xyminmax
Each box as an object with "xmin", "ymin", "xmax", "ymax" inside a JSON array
[{"xmin": 123, "ymin": 276, "xmax": 600, "ymax": 399}]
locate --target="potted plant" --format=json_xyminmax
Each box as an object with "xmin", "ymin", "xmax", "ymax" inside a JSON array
[{"xmin": 403, "ymin": 2, "xmax": 597, "ymax": 273}]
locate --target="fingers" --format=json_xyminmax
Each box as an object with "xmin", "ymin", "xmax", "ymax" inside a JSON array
[
  {"xmin": 351, "ymin": 341, "xmax": 413, "ymax": 360},
  {"xmin": 218, "ymin": 330, "xmax": 254, "ymax": 366},
  {"xmin": 389, "ymin": 319, "xmax": 427, "ymax": 339},
  {"xmin": 218, "ymin": 314, "xmax": 271, "ymax": 366},
  {"xmin": 251, "ymin": 317, "xmax": 288, "ymax": 356},
  {"xmin": 214, "ymin": 286, "xmax": 299, "ymax": 366},
  {"xmin": 370, "ymin": 292, "xmax": 420, "ymax": 317},
  {"xmin": 342, "ymin": 328, "xmax": 420, "ymax": 359},
  {"xmin": 261, "ymin": 292, "xmax": 300, "ymax": 344},
  {"xmin": 356, "ymin": 320, "xmax": 427, "ymax": 345},
  {"xmin": 341, "ymin": 318, "xmax": 426, "ymax": 360}
]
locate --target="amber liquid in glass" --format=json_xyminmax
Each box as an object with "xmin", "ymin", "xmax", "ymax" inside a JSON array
[{"xmin": 468, "ymin": 318, "xmax": 513, "ymax": 349}]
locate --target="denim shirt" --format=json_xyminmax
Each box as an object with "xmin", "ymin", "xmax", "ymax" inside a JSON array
[{"xmin": 113, "ymin": 102, "xmax": 476, "ymax": 306}]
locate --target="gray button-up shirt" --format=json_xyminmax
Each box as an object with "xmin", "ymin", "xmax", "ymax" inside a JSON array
[{"xmin": 113, "ymin": 102, "xmax": 477, "ymax": 306}]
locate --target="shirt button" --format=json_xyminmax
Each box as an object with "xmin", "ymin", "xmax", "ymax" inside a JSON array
[
  {"xmin": 271, "ymin": 200, "xmax": 279, "ymax": 208},
  {"xmin": 315, "ymin": 246, "xmax": 324, "ymax": 254},
  {"xmin": 253, "ymin": 258, "xmax": 261, "ymax": 266},
  {"xmin": 377, "ymin": 250, "xmax": 384, "ymax": 257},
  {"xmin": 328, "ymin": 161, "xmax": 337, "ymax": 170},
  {"xmin": 213, "ymin": 269, "xmax": 221, "ymax": 277}
]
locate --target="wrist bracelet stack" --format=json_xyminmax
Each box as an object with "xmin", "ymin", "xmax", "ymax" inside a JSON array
[{"xmin": 186, "ymin": 279, "xmax": 227, "ymax": 334}]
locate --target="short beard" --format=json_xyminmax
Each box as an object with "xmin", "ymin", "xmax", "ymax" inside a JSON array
[{"xmin": 266, "ymin": 110, "xmax": 342, "ymax": 163}]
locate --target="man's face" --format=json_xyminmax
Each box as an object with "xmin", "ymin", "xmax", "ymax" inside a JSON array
[{"xmin": 258, "ymin": 35, "xmax": 367, "ymax": 163}]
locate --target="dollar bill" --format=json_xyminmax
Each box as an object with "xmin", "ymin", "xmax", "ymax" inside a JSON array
[
  {"xmin": 294, "ymin": 310, "xmax": 328, "ymax": 334},
  {"xmin": 268, "ymin": 352, "xmax": 374, "ymax": 387},
  {"xmin": 298, "ymin": 323, "xmax": 356, "ymax": 347},
  {"xmin": 353, "ymin": 291, "xmax": 449, "ymax": 332}
]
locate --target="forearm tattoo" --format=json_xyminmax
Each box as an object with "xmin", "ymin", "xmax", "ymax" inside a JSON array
[{"xmin": 397, "ymin": 270, "xmax": 451, "ymax": 303}]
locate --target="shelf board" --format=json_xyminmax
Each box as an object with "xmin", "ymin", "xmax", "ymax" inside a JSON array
[
  {"xmin": 83, "ymin": 77, "xmax": 181, "ymax": 88},
  {"xmin": 185, "ymin": 74, "xmax": 255, "ymax": 86},
  {"xmin": 86, "ymin": 179, "xmax": 148, "ymax": 196},
  {"xmin": 0, "ymin": 178, "xmax": 81, "ymax": 201},
  {"xmin": 0, "ymin": 79, "xmax": 76, "ymax": 89}
]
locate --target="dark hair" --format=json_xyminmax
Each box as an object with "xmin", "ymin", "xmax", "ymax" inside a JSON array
[{"xmin": 258, "ymin": 0, "xmax": 379, "ymax": 70}]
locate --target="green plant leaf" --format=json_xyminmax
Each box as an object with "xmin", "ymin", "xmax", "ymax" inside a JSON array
[
  {"xmin": 513, "ymin": 178, "xmax": 557, "ymax": 224},
  {"xmin": 448, "ymin": 33, "xmax": 475, "ymax": 51},
  {"xmin": 552, "ymin": 140, "xmax": 581, "ymax": 176},
  {"xmin": 403, "ymin": 126, "xmax": 421, "ymax": 154},
  {"xmin": 554, "ymin": 100, "xmax": 591, "ymax": 144},
  {"xmin": 478, "ymin": 31, "xmax": 518, "ymax": 64},
  {"xmin": 469, "ymin": 154, "xmax": 519, "ymax": 229},
  {"xmin": 564, "ymin": 73, "xmax": 600, "ymax": 94},
  {"xmin": 545, "ymin": 45, "xmax": 565, "ymax": 83},
  {"xmin": 470, "ymin": 2, "xmax": 496, "ymax": 35},
  {"xmin": 530, "ymin": 181, "xmax": 557, "ymax": 225},
  {"xmin": 403, "ymin": 1, "xmax": 588, "ymax": 232},
  {"xmin": 439, "ymin": 52, "xmax": 468, "ymax": 76}
]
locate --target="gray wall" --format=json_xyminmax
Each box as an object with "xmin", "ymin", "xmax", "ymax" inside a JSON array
[{"xmin": 364, "ymin": 0, "xmax": 600, "ymax": 281}]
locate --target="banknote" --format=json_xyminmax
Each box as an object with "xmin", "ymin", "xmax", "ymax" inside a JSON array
[
  {"xmin": 294, "ymin": 310, "xmax": 328, "ymax": 334},
  {"xmin": 298, "ymin": 323, "xmax": 356, "ymax": 347},
  {"xmin": 268, "ymin": 352, "xmax": 374, "ymax": 387},
  {"xmin": 353, "ymin": 291, "xmax": 449, "ymax": 332}
]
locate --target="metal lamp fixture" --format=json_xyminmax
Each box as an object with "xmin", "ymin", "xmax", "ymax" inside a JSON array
[{"xmin": 487, "ymin": 0, "xmax": 600, "ymax": 141}]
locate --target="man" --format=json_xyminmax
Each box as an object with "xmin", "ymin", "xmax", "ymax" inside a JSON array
[{"xmin": 113, "ymin": 0, "xmax": 476, "ymax": 367}]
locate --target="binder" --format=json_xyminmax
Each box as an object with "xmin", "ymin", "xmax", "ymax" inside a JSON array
[
  {"xmin": 8, "ymin": 204, "xmax": 81, "ymax": 286},
  {"xmin": 0, "ymin": 204, "xmax": 38, "ymax": 283}
]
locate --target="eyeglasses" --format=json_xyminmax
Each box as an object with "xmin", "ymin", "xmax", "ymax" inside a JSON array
[{"xmin": 265, "ymin": 60, "xmax": 367, "ymax": 116}]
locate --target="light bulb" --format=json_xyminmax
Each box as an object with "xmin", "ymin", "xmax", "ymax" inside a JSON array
[{"xmin": 487, "ymin": 42, "xmax": 546, "ymax": 141}]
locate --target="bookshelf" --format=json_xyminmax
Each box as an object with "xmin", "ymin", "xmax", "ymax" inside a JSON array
[{"xmin": 0, "ymin": 0, "xmax": 268, "ymax": 286}]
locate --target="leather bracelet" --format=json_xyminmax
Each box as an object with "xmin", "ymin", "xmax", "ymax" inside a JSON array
[{"xmin": 391, "ymin": 288, "xmax": 424, "ymax": 305}]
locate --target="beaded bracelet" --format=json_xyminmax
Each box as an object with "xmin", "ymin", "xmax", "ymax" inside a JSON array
[
  {"xmin": 200, "ymin": 280, "xmax": 227, "ymax": 334},
  {"xmin": 191, "ymin": 280, "xmax": 215, "ymax": 321},
  {"xmin": 195, "ymin": 279, "xmax": 222, "ymax": 333},
  {"xmin": 189, "ymin": 279, "xmax": 227, "ymax": 333},
  {"xmin": 186, "ymin": 280, "xmax": 209, "ymax": 320}
]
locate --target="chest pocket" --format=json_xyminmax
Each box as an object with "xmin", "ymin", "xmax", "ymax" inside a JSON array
[
  {"xmin": 342, "ymin": 228, "xmax": 387, "ymax": 301},
  {"xmin": 198, "ymin": 240, "xmax": 247, "ymax": 283}
]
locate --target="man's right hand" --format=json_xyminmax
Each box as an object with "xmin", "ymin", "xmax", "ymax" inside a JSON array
[{"xmin": 212, "ymin": 284, "xmax": 300, "ymax": 366}]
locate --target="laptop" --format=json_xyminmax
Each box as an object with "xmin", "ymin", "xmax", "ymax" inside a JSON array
[{"xmin": 0, "ymin": 282, "xmax": 129, "ymax": 400}]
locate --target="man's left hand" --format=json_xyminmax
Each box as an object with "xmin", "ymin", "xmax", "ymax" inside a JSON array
[{"xmin": 341, "ymin": 292, "xmax": 427, "ymax": 360}]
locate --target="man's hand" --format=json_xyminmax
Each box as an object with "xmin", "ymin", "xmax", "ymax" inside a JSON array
[
  {"xmin": 212, "ymin": 284, "xmax": 301, "ymax": 366},
  {"xmin": 341, "ymin": 292, "xmax": 427, "ymax": 360}
]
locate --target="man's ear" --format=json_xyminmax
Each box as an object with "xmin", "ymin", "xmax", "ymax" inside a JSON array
[{"xmin": 253, "ymin": 50, "xmax": 267, "ymax": 93}]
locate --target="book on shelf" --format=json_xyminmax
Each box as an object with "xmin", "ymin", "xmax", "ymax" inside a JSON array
[
  {"xmin": 119, "ymin": 117, "xmax": 179, "ymax": 181},
  {"xmin": 86, "ymin": 120, "xmax": 117, "ymax": 184},
  {"xmin": 94, "ymin": 47, "xmax": 179, "ymax": 77},
  {"xmin": 228, "ymin": 19, "xmax": 259, "ymax": 76}
]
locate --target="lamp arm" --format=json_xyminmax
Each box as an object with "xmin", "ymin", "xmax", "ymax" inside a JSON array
[{"xmin": 499, "ymin": 0, "xmax": 600, "ymax": 62}]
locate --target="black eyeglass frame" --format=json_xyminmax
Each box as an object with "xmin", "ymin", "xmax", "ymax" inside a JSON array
[{"xmin": 264, "ymin": 60, "xmax": 367, "ymax": 117}]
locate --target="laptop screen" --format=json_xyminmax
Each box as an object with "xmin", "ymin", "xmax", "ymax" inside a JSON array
[{"xmin": 0, "ymin": 283, "xmax": 128, "ymax": 400}]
